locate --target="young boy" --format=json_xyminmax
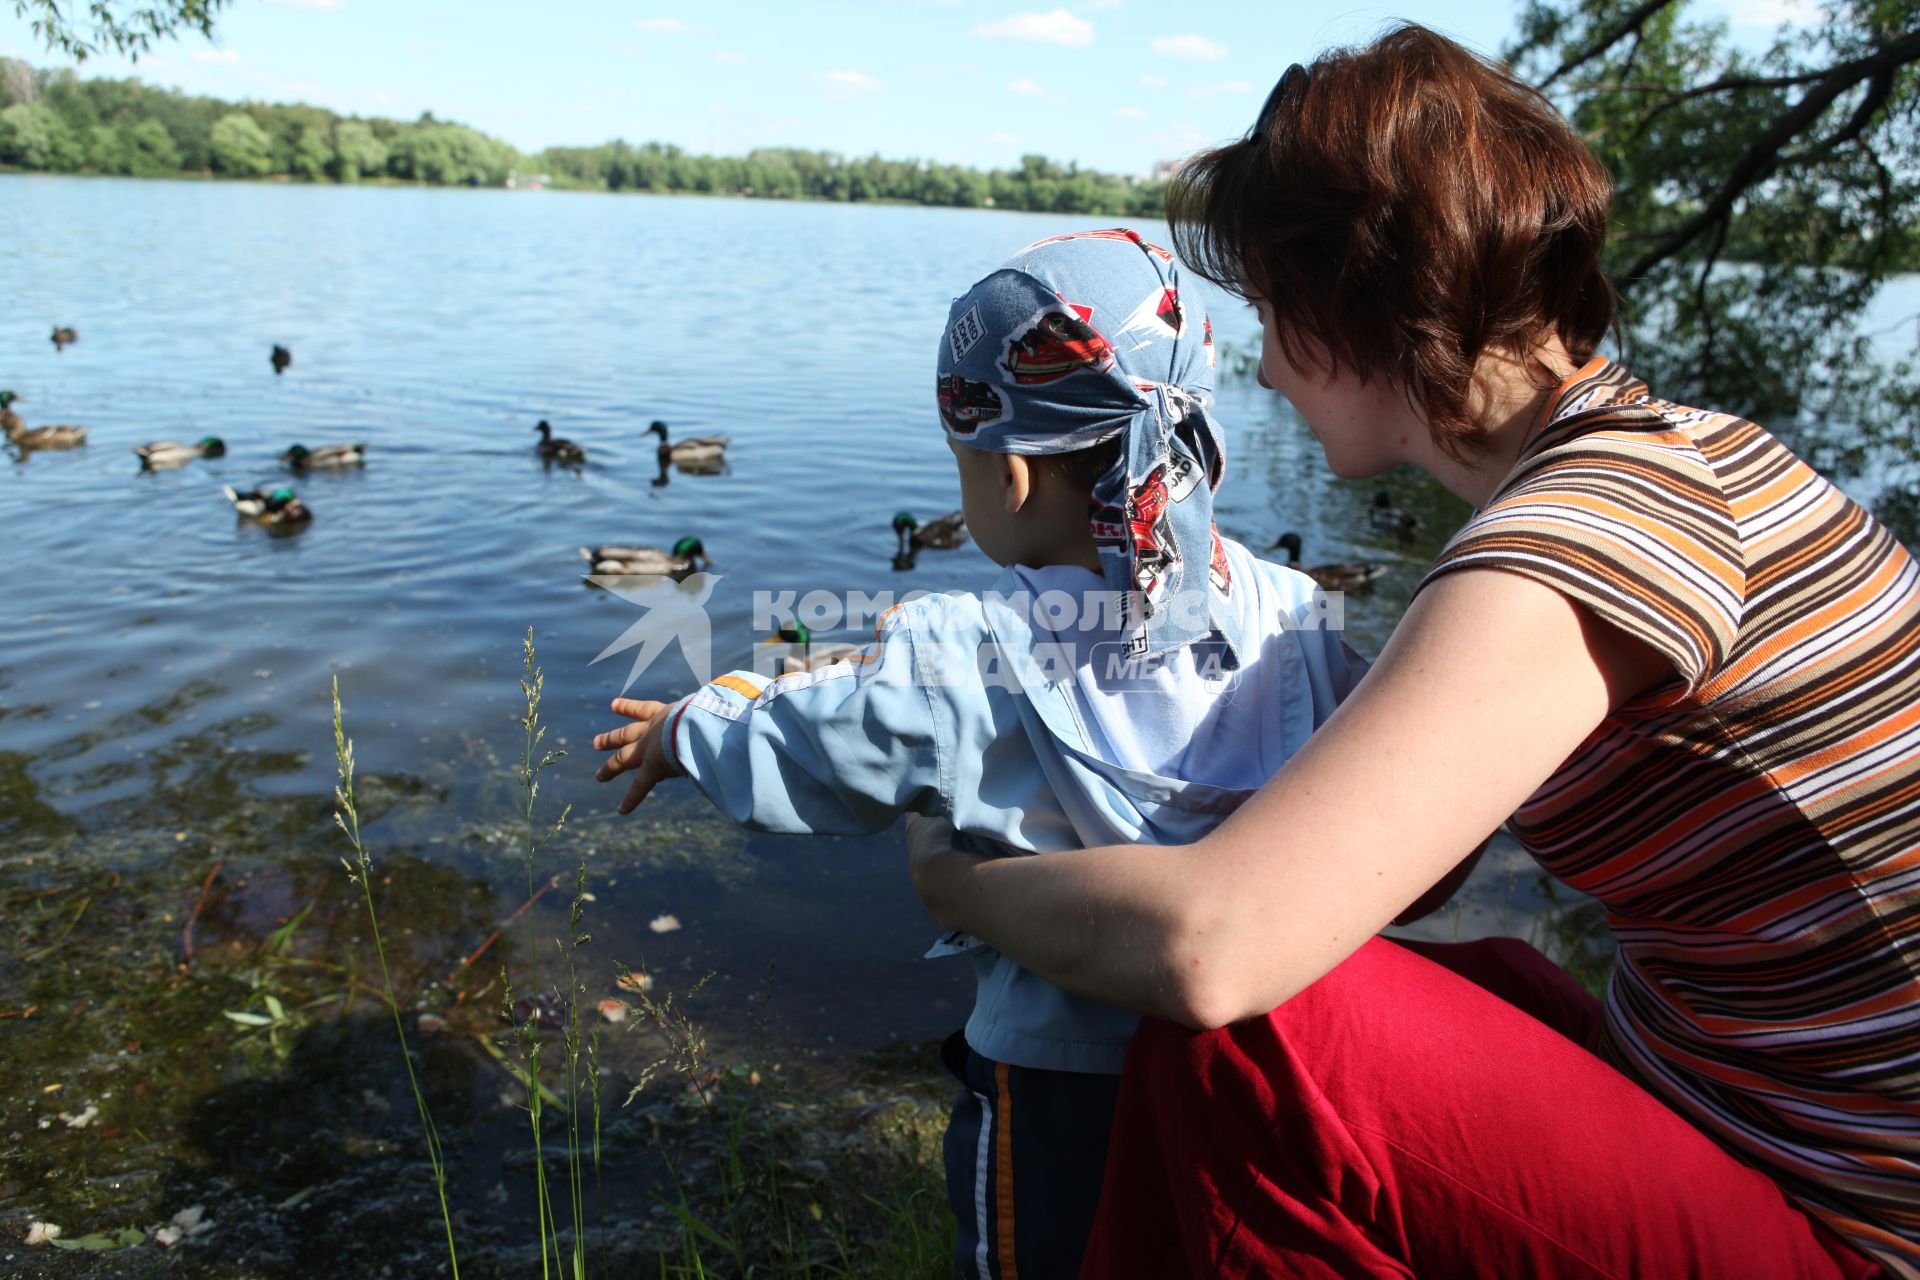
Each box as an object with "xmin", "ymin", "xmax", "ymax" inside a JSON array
[{"xmin": 593, "ymin": 229, "xmax": 1366, "ymax": 1278}]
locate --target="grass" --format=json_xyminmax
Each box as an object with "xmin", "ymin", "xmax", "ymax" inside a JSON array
[{"xmin": 332, "ymin": 631, "xmax": 953, "ymax": 1278}]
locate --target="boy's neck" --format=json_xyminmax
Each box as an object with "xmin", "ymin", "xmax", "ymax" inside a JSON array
[{"xmin": 1001, "ymin": 499, "xmax": 1105, "ymax": 574}]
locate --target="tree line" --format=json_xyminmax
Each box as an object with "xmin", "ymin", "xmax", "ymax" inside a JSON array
[{"xmin": 0, "ymin": 58, "xmax": 1166, "ymax": 215}]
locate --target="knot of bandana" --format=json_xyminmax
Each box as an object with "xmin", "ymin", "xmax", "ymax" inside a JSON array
[{"xmin": 935, "ymin": 228, "xmax": 1241, "ymax": 665}]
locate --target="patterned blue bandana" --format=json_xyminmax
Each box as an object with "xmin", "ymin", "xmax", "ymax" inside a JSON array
[{"xmin": 936, "ymin": 228, "xmax": 1239, "ymax": 664}]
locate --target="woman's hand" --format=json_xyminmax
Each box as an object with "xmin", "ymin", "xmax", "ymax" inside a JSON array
[
  {"xmin": 906, "ymin": 814, "xmax": 979, "ymax": 931},
  {"xmin": 593, "ymin": 698, "xmax": 683, "ymax": 814}
]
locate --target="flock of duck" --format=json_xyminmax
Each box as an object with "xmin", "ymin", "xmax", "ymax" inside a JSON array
[{"xmin": 4, "ymin": 330, "xmax": 976, "ymax": 592}]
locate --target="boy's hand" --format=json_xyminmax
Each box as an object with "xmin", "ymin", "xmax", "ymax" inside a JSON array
[{"xmin": 593, "ymin": 698, "xmax": 683, "ymax": 814}]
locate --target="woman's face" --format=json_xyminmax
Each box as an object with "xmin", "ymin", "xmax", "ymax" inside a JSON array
[{"xmin": 1251, "ymin": 295, "xmax": 1422, "ymax": 479}]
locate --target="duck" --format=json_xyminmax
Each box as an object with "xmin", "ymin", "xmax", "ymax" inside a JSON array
[
  {"xmin": 761, "ymin": 621, "xmax": 864, "ymax": 674},
  {"xmin": 133, "ymin": 437, "xmax": 227, "ymax": 470},
  {"xmin": 1270, "ymin": 532, "xmax": 1387, "ymax": 592},
  {"xmin": 270, "ymin": 345, "xmax": 292, "ymax": 375},
  {"xmin": 223, "ymin": 484, "xmax": 313, "ymax": 526},
  {"xmin": 0, "ymin": 391, "xmax": 23, "ymax": 436},
  {"xmin": 894, "ymin": 510, "xmax": 968, "ymax": 552},
  {"xmin": 9, "ymin": 422, "xmax": 88, "ymax": 450},
  {"xmin": 578, "ymin": 536, "xmax": 709, "ymax": 580},
  {"xmin": 534, "ymin": 420, "xmax": 586, "ymax": 465},
  {"xmin": 647, "ymin": 421, "xmax": 729, "ymax": 469},
  {"xmin": 1368, "ymin": 490, "xmax": 1422, "ymax": 534},
  {"xmin": 282, "ymin": 442, "xmax": 366, "ymax": 470},
  {"xmin": 50, "ymin": 326, "xmax": 77, "ymax": 349}
]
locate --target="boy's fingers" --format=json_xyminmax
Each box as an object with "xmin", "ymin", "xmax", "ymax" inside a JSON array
[
  {"xmin": 592, "ymin": 720, "xmax": 648, "ymax": 752},
  {"xmin": 610, "ymin": 697, "xmax": 666, "ymax": 719},
  {"xmin": 617, "ymin": 767, "xmax": 660, "ymax": 814},
  {"xmin": 595, "ymin": 740, "xmax": 647, "ymax": 782}
]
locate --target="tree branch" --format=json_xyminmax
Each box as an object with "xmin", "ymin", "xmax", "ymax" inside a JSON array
[
  {"xmin": 1541, "ymin": 0, "xmax": 1684, "ymax": 90},
  {"xmin": 1623, "ymin": 68, "xmax": 1829, "ymax": 140},
  {"xmin": 1621, "ymin": 27, "xmax": 1920, "ymax": 285}
]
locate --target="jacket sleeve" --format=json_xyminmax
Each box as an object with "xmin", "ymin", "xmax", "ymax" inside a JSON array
[{"xmin": 663, "ymin": 618, "xmax": 948, "ymax": 835}]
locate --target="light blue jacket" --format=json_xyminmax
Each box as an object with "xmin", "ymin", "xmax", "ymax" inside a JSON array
[{"xmin": 664, "ymin": 538, "xmax": 1366, "ymax": 1073}]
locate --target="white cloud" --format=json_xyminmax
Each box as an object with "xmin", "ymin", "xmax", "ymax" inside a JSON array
[
  {"xmin": 1150, "ymin": 34, "xmax": 1226, "ymax": 61},
  {"xmin": 1005, "ymin": 77, "xmax": 1044, "ymax": 96},
  {"xmin": 1189, "ymin": 79, "xmax": 1253, "ymax": 98},
  {"xmin": 261, "ymin": 0, "xmax": 342, "ymax": 9},
  {"xmin": 714, "ymin": 51, "xmax": 747, "ymax": 64},
  {"xmin": 984, "ymin": 131, "xmax": 1021, "ymax": 145},
  {"xmin": 634, "ymin": 16, "xmax": 691, "ymax": 33},
  {"xmin": 1140, "ymin": 73, "xmax": 1167, "ymax": 89},
  {"xmin": 973, "ymin": 10, "xmax": 1095, "ymax": 47},
  {"xmin": 818, "ymin": 69, "xmax": 883, "ymax": 100},
  {"xmin": 1116, "ymin": 106, "xmax": 1148, "ymax": 120},
  {"xmin": 190, "ymin": 47, "xmax": 240, "ymax": 64}
]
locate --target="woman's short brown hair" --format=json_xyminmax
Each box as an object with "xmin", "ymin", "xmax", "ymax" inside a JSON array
[{"xmin": 1169, "ymin": 23, "xmax": 1615, "ymax": 457}]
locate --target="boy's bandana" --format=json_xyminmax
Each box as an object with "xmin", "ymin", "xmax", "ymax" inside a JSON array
[{"xmin": 936, "ymin": 228, "xmax": 1239, "ymax": 664}]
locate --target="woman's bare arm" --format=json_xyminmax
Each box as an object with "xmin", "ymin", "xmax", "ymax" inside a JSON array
[{"xmin": 910, "ymin": 568, "xmax": 1669, "ymax": 1028}]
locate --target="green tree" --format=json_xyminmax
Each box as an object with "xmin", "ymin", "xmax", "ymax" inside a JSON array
[
  {"xmin": 208, "ymin": 109, "xmax": 271, "ymax": 176},
  {"xmin": 126, "ymin": 117, "xmax": 180, "ymax": 174},
  {"xmin": 331, "ymin": 119, "xmax": 386, "ymax": 182},
  {"xmin": 291, "ymin": 122, "xmax": 331, "ymax": 180},
  {"xmin": 0, "ymin": 99, "xmax": 78, "ymax": 168},
  {"xmin": 11, "ymin": 0, "xmax": 227, "ymax": 62},
  {"xmin": 84, "ymin": 121, "xmax": 125, "ymax": 171},
  {"xmin": 1509, "ymin": 0, "xmax": 1920, "ymax": 536}
]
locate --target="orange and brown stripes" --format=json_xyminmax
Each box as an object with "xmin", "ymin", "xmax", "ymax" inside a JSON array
[
  {"xmin": 1421, "ymin": 361, "xmax": 1920, "ymax": 1272},
  {"xmin": 994, "ymin": 1062, "xmax": 1020, "ymax": 1280}
]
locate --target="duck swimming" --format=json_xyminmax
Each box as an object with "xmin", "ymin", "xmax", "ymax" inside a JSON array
[
  {"xmin": 578, "ymin": 536, "xmax": 709, "ymax": 580},
  {"xmin": 762, "ymin": 621, "xmax": 864, "ymax": 674},
  {"xmin": 282, "ymin": 442, "xmax": 366, "ymax": 470},
  {"xmin": 0, "ymin": 392, "xmax": 23, "ymax": 436},
  {"xmin": 270, "ymin": 345, "xmax": 292, "ymax": 374},
  {"xmin": 9, "ymin": 421, "xmax": 88, "ymax": 450},
  {"xmin": 223, "ymin": 484, "xmax": 313, "ymax": 526},
  {"xmin": 50, "ymin": 327, "xmax": 76, "ymax": 350},
  {"xmin": 894, "ymin": 510, "xmax": 967, "ymax": 552},
  {"xmin": 647, "ymin": 421, "xmax": 729, "ymax": 469},
  {"xmin": 1368, "ymin": 490, "xmax": 1421, "ymax": 534},
  {"xmin": 134, "ymin": 437, "xmax": 226, "ymax": 470},
  {"xmin": 535, "ymin": 420, "xmax": 586, "ymax": 465},
  {"xmin": 1270, "ymin": 532, "xmax": 1387, "ymax": 592}
]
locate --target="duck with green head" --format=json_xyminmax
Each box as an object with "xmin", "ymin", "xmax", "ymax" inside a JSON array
[
  {"xmin": 223, "ymin": 484, "xmax": 313, "ymax": 526},
  {"xmin": 893, "ymin": 510, "xmax": 967, "ymax": 553},
  {"xmin": 578, "ymin": 536, "xmax": 709, "ymax": 580},
  {"xmin": 760, "ymin": 619, "xmax": 863, "ymax": 674},
  {"xmin": 0, "ymin": 391, "xmax": 88, "ymax": 450},
  {"xmin": 282, "ymin": 442, "xmax": 367, "ymax": 470},
  {"xmin": 1369, "ymin": 489, "xmax": 1421, "ymax": 534},
  {"xmin": 134, "ymin": 437, "xmax": 226, "ymax": 470}
]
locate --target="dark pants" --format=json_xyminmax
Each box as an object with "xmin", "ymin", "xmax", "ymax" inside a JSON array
[{"xmin": 941, "ymin": 1030, "xmax": 1122, "ymax": 1280}]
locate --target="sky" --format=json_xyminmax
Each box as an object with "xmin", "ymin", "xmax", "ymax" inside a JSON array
[{"xmin": 0, "ymin": 0, "xmax": 1815, "ymax": 176}]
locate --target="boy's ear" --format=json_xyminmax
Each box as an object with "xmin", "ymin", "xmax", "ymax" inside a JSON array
[{"xmin": 1004, "ymin": 454, "xmax": 1032, "ymax": 514}]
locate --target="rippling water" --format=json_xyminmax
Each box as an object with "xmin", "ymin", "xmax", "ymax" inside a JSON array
[{"xmin": 0, "ymin": 174, "xmax": 1464, "ymax": 1051}]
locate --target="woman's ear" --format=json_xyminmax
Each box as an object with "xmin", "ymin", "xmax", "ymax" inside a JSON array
[{"xmin": 1004, "ymin": 454, "xmax": 1032, "ymax": 514}]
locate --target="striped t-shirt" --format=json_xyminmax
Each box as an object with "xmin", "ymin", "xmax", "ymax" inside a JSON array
[{"xmin": 1422, "ymin": 358, "xmax": 1920, "ymax": 1273}]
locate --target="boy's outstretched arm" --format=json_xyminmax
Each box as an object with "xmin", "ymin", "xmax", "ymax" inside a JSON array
[{"xmin": 592, "ymin": 615, "xmax": 947, "ymax": 835}]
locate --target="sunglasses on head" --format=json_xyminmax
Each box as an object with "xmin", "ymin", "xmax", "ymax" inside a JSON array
[{"xmin": 1248, "ymin": 62, "xmax": 1310, "ymax": 142}]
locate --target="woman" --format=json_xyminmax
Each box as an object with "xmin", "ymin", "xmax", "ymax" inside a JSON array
[{"xmin": 910, "ymin": 24, "xmax": 1919, "ymax": 1279}]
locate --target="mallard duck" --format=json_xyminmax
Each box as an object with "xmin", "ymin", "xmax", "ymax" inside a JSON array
[
  {"xmin": 282, "ymin": 442, "xmax": 366, "ymax": 469},
  {"xmin": 647, "ymin": 421, "xmax": 729, "ymax": 468},
  {"xmin": 270, "ymin": 345, "xmax": 292, "ymax": 374},
  {"xmin": 578, "ymin": 536, "xmax": 709, "ymax": 580},
  {"xmin": 762, "ymin": 621, "xmax": 863, "ymax": 674},
  {"xmin": 535, "ymin": 420, "xmax": 586, "ymax": 465},
  {"xmin": 1369, "ymin": 490, "xmax": 1421, "ymax": 534},
  {"xmin": 133, "ymin": 437, "xmax": 227, "ymax": 470},
  {"xmin": 1270, "ymin": 532, "xmax": 1386, "ymax": 592},
  {"xmin": 223, "ymin": 484, "xmax": 313, "ymax": 526},
  {"xmin": 50, "ymin": 326, "xmax": 77, "ymax": 349},
  {"xmin": 0, "ymin": 391, "xmax": 23, "ymax": 436},
  {"xmin": 894, "ymin": 510, "xmax": 967, "ymax": 552},
  {"xmin": 10, "ymin": 422, "xmax": 88, "ymax": 450}
]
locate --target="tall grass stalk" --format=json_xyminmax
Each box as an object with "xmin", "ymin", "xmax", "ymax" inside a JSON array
[
  {"xmin": 512, "ymin": 630, "xmax": 577, "ymax": 1276},
  {"xmin": 332, "ymin": 677, "xmax": 462, "ymax": 1278}
]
